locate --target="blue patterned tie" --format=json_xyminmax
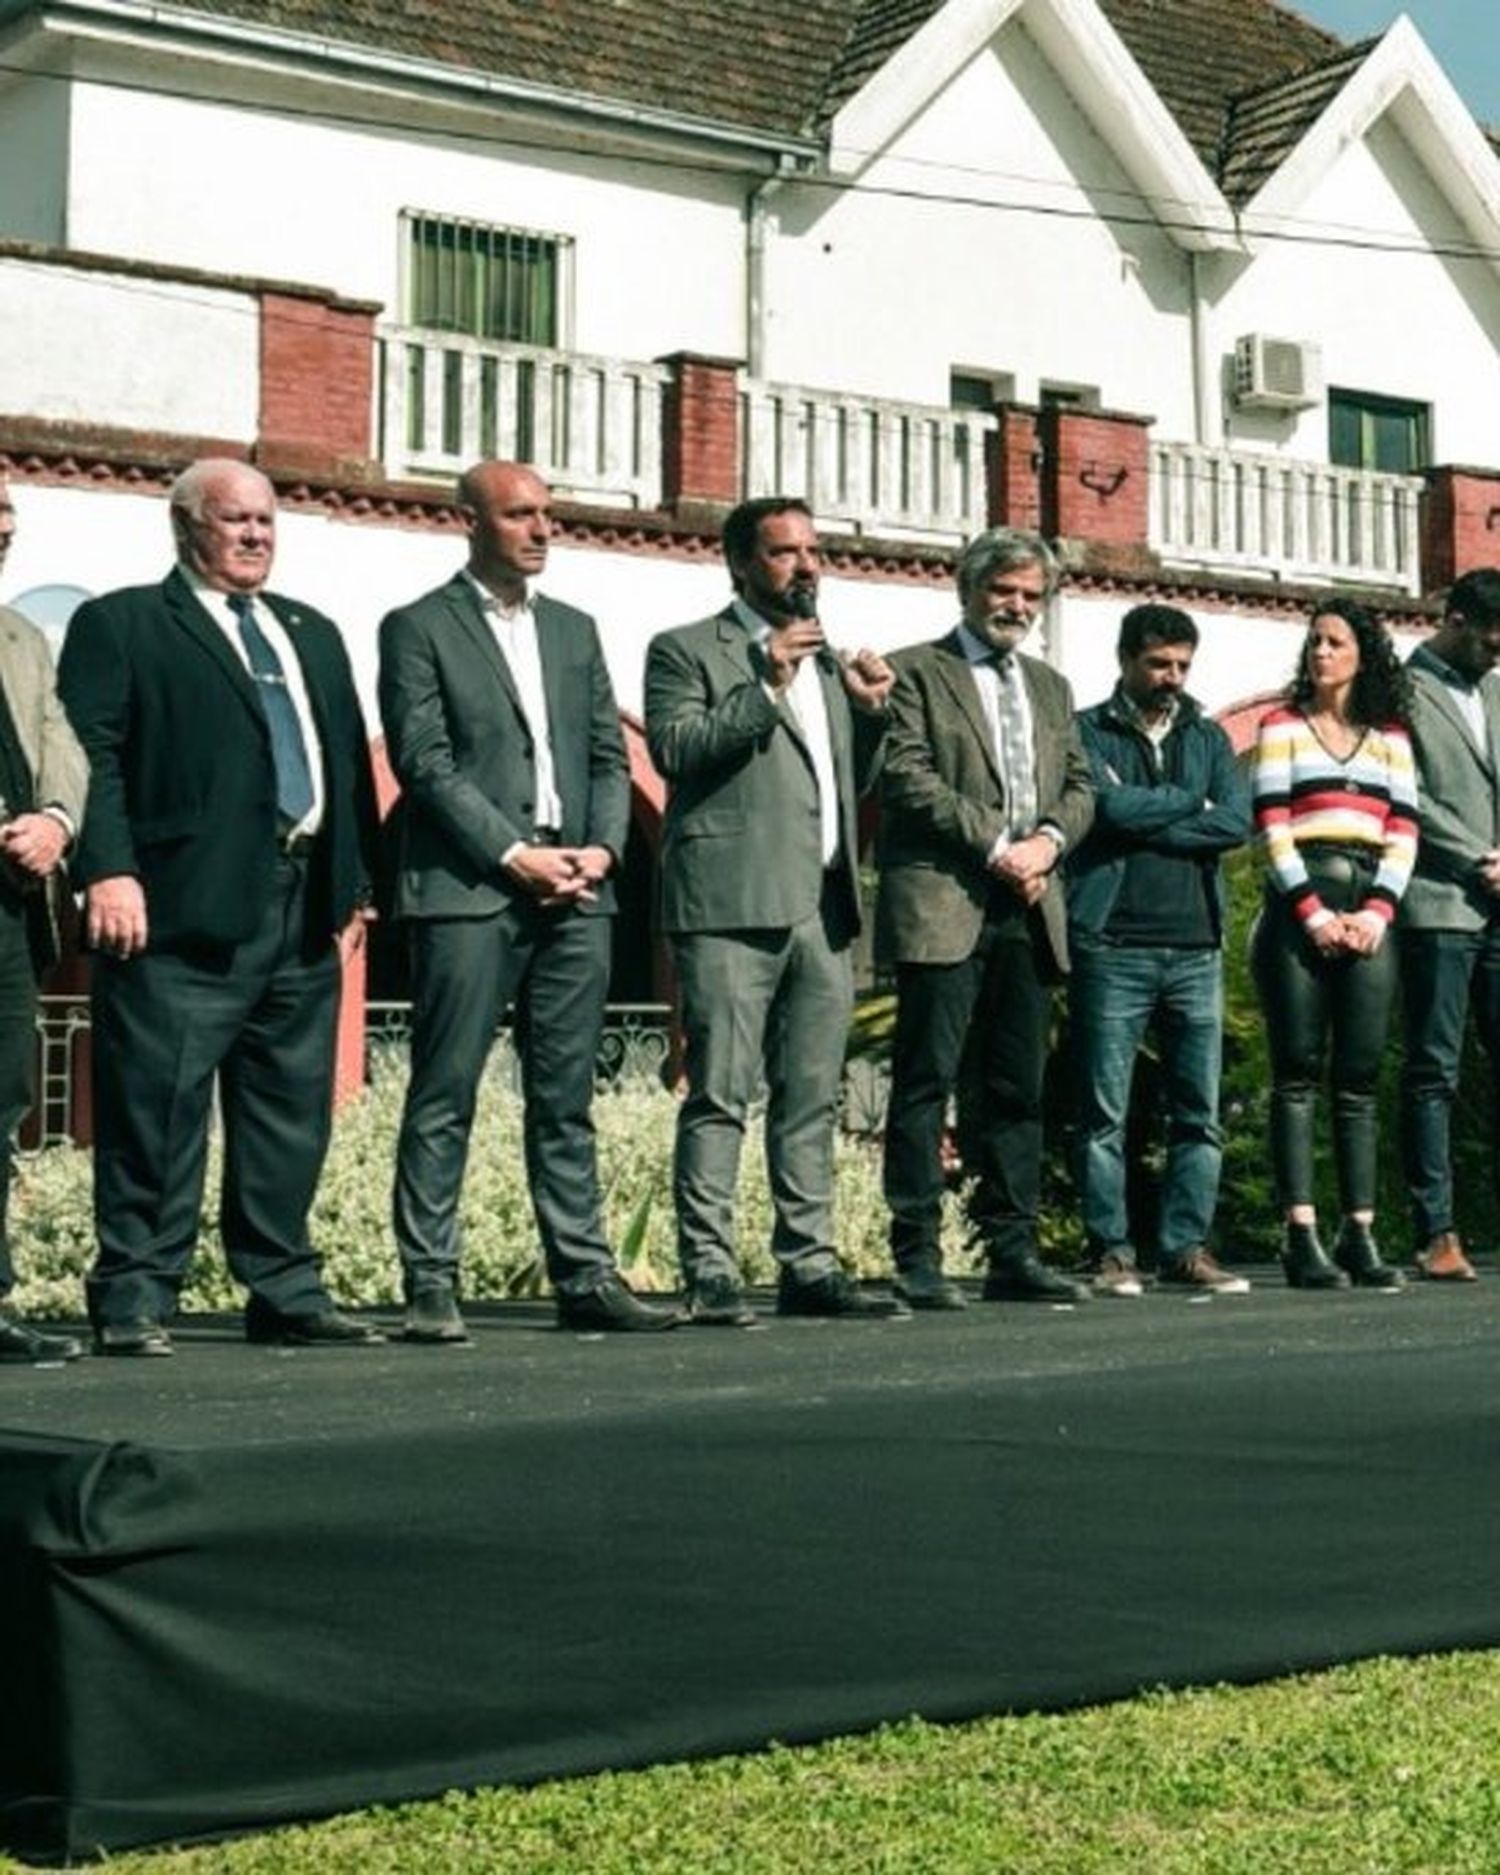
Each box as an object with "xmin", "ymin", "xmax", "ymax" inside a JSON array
[{"xmin": 228, "ymin": 594, "xmax": 315, "ymax": 824}]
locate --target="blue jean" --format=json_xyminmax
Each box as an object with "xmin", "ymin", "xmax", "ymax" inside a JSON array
[
  {"xmin": 1070, "ymin": 941, "xmax": 1224, "ymax": 1263},
  {"xmin": 1400, "ymin": 921, "xmax": 1500, "ymax": 1241}
]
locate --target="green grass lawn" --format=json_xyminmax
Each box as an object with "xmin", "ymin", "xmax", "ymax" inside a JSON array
[{"xmin": 17, "ymin": 1651, "xmax": 1500, "ymax": 1873}]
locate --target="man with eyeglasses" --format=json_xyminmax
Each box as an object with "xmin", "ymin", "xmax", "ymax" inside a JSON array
[{"xmin": 876, "ymin": 527, "xmax": 1094, "ymax": 1306}]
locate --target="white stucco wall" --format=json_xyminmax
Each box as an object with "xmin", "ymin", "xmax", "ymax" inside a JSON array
[
  {"xmin": 0, "ymin": 261, "xmax": 258, "ymax": 437},
  {"xmin": 763, "ymin": 24, "xmax": 1195, "ymax": 427},
  {"xmin": 62, "ymin": 78, "xmax": 749, "ymax": 363},
  {"xmin": 1211, "ymin": 118, "xmax": 1500, "ymax": 461}
]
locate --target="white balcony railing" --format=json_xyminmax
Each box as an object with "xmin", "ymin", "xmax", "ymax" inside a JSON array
[
  {"xmin": 741, "ymin": 379, "xmax": 996, "ymax": 544},
  {"xmin": 1151, "ymin": 442, "xmax": 1424, "ymax": 594},
  {"xmin": 380, "ymin": 328, "xmax": 669, "ymax": 508}
]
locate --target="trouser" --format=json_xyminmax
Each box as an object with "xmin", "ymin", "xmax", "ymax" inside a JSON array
[
  {"xmin": 1250, "ymin": 852, "xmax": 1396, "ymax": 1214},
  {"xmin": 88, "ymin": 853, "xmax": 339, "ymax": 1328},
  {"xmin": 883, "ymin": 898, "xmax": 1054, "ymax": 1272},
  {"xmin": 1399, "ymin": 920, "xmax": 1500, "ymax": 1242},
  {"xmin": 393, "ymin": 905, "xmax": 617, "ymax": 1299},
  {"xmin": 671, "ymin": 885, "xmax": 853, "ymax": 1286},
  {"xmin": 1069, "ymin": 940, "xmax": 1224, "ymax": 1263},
  {"xmin": 0, "ymin": 896, "xmax": 37, "ymax": 1298}
]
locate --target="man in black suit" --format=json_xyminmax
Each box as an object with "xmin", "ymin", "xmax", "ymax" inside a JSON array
[
  {"xmin": 0, "ymin": 475, "xmax": 89, "ymax": 1364},
  {"xmin": 58, "ymin": 457, "xmax": 383, "ymax": 1356},
  {"xmin": 379, "ymin": 460, "xmax": 677, "ymax": 1337}
]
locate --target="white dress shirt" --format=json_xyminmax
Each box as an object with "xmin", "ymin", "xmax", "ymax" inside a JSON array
[
  {"xmin": 735, "ymin": 597, "xmax": 841, "ymax": 868},
  {"xmin": 467, "ymin": 573, "xmax": 564, "ymax": 846}
]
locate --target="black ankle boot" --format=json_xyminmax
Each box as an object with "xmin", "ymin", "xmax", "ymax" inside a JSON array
[
  {"xmin": 1281, "ymin": 1221, "xmax": 1350, "ymax": 1290},
  {"xmin": 1333, "ymin": 1219, "xmax": 1406, "ymax": 1290}
]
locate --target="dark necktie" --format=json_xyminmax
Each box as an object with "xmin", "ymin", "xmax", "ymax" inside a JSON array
[{"xmin": 228, "ymin": 594, "xmax": 315, "ymax": 824}]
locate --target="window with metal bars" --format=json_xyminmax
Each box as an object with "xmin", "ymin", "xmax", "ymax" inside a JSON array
[{"xmin": 403, "ymin": 212, "xmax": 567, "ymax": 346}]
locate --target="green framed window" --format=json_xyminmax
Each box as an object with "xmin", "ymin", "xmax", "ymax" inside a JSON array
[
  {"xmin": 404, "ymin": 212, "xmax": 568, "ymax": 347},
  {"xmin": 1329, "ymin": 388, "xmax": 1429, "ymax": 475}
]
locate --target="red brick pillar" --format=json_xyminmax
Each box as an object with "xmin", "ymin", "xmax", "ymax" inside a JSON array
[
  {"xmin": 658, "ymin": 353, "xmax": 741, "ymax": 512},
  {"xmin": 1422, "ymin": 466, "xmax": 1500, "ymax": 591},
  {"xmin": 986, "ymin": 403, "xmax": 1042, "ymax": 530},
  {"xmin": 1041, "ymin": 406, "xmax": 1151, "ymax": 552},
  {"xmin": 258, "ymin": 289, "xmax": 379, "ymax": 482}
]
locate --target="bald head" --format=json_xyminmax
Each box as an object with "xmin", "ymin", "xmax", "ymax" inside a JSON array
[
  {"xmin": 170, "ymin": 458, "xmax": 277, "ymax": 594},
  {"xmin": 459, "ymin": 461, "xmax": 552, "ymax": 600}
]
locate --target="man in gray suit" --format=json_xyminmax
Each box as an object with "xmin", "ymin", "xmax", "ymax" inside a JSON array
[
  {"xmin": 877, "ymin": 528, "xmax": 1093, "ymax": 1306},
  {"xmin": 645, "ymin": 496, "xmax": 897, "ymax": 1324},
  {"xmin": 0, "ymin": 475, "xmax": 88, "ymax": 1364},
  {"xmin": 380, "ymin": 461, "xmax": 678, "ymax": 1336},
  {"xmin": 1401, "ymin": 566, "xmax": 1500, "ymax": 1282}
]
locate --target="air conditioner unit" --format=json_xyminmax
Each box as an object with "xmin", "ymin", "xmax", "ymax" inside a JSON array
[{"xmin": 1232, "ymin": 334, "xmax": 1323, "ymax": 412}]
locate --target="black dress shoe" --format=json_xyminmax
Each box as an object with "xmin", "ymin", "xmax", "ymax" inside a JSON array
[
  {"xmin": 245, "ymin": 1305, "xmax": 386, "ymax": 1346},
  {"xmin": 776, "ymin": 1269, "xmax": 909, "ymax": 1318},
  {"xmin": 0, "ymin": 1313, "xmax": 84, "ymax": 1364},
  {"xmin": 893, "ymin": 1265, "xmax": 967, "ymax": 1311},
  {"xmin": 94, "ymin": 1317, "xmax": 173, "ymax": 1358},
  {"xmin": 687, "ymin": 1274, "xmax": 758, "ymax": 1327},
  {"xmin": 556, "ymin": 1276, "xmax": 685, "ymax": 1332},
  {"xmin": 981, "ymin": 1256, "xmax": 1092, "ymax": 1303},
  {"xmin": 402, "ymin": 1286, "xmax": 470, "ymax": 1344}
]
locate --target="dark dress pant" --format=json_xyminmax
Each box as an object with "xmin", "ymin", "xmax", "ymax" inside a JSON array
[
  {"xmin": 87, "ymin": 853, "xmax": 340, "ymax": 1328},
  {"xmin": 393, "ymin": 903, "xmax": 616, "ymax": 1299},
  {"xmin": 0, "ymin": 894, "xmax": 36, "ymax": 1297},
  {"xmin": 1400, "ymin": 919, "xmax": 1500, "ymax": 1241},
  {"xmin": 883, "ymin": 896, "xmax": 1054, "ymax": 1272}
]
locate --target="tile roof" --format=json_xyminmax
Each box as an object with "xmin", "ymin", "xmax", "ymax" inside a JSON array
[
  {"xmin": 1219, "ymin": 38, "xmax": 1376, "ymax": 206},
  {"xmin": 159, "ymin": 0, "xmax": 1367, "ymax": 178}
]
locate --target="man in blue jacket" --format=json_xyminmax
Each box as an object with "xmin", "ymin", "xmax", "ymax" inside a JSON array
[{"xmin": 1068, "ymin": 603, "xmax": 1251, "ymax": 1295}]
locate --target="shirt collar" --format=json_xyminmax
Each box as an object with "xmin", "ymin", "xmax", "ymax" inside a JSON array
[
  {"xmin": 1421, "ymin": 644, "xmax": 1479, "ymax": 693},
  {"xmin": 956, "ymin": 622, "xmax": 1012, "ymax": 668},
  {"xmin": 465, "ymin": 568, "xmax": 532, "ymax": 618},
  {"xmin": 731, "ymin": 595, "xmax": 777, "ymax": 645}
]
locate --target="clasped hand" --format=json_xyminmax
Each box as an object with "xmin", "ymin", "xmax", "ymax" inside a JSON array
[{"xmin": 506, "ymin": 843, "xmax": 612, "ymax": 908}]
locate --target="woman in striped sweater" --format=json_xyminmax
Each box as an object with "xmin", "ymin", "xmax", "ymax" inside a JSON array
[{"xmin": 1251, "ymin": 597, "xmax": 1418, "ymax": 1289}]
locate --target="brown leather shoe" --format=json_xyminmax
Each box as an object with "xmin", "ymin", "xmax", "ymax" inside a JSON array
[{"xmin": 1416, "ymin": 1232, "xmax": 1478, "ymax": 1282}]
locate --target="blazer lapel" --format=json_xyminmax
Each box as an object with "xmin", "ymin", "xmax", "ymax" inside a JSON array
[
  {"xmin": 445, "ymin": 575, "xmax": 527, "ymax": 723},
  {"xmin": 1414, "ymin": 648, "xmax": 1496, "ymax": 779},
  {"xmin": 933, "ymin": 632, "xmax": 1004, "ymax": 791},
  {"xmin": 164, "ymin": 568, "xmax": 266, "ymax": 735}
]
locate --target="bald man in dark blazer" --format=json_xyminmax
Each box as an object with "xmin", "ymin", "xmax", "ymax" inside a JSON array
[
  {"xmin": 380, "ymin": 460, "xmax": 678, "ymax": 1337},
  {"xmin": 877, "ymin": 528, "xmax": 1093, "ymax": 1307}
]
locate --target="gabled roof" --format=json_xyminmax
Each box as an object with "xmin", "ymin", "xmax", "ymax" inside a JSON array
[
  {"xmin": 1220, "ymin": 39, "xmax": 1375, "ymax": 207},
  {"xmin": 1098, "ymin": 0, "xmax": 1341, "ymax": 173}
]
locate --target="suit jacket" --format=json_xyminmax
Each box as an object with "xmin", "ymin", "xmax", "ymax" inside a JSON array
[
  {"xmin": 0, "ymin": 603, "xmax": 89, "ymax": 969},
  {"xmin": 875, "ymin": 631, "xmax": 1093, "ymax": 970},
  {"xmin": 57, "ymin": 568, "xmax": 377, "ymax": 954},
  {"xmin": 379, "ymin": 574, "xmax": 628, "ymax": 920},
  {"xmin": 1403, "ymin": 643, "xmax": 1500, "ymax": 931},
  {"xmin": 644, "ymin": 605, "xmax": 883, "ymax": 935}
]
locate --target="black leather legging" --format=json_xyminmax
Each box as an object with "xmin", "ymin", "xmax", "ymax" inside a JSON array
[{"xmin": 1250, "ymin": 848, "xmax": 1397, "ymax": 1214}]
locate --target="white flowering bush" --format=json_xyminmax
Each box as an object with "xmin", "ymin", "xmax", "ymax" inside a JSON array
[{"xmin": 8, "ymin": 1052, "xmax": 972, "ymax": 1316}]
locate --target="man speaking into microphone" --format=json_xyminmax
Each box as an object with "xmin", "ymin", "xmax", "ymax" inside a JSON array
[{"xmin": 645, "ymin": 497, "xmax": 898, "ymax": 1324}]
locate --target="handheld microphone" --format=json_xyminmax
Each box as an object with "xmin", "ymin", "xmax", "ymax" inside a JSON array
[{"xmin": 785, "ymin": 582, "xmax": 820, "ymax": 621}]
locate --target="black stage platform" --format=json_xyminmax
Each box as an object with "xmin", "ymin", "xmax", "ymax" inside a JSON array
[{"xmin": 4, "ymin": 1273, "xmax": 1500, "ymax": 1861}]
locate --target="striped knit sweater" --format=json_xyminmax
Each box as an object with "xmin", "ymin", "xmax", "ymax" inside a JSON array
[{"xmin": 1251, "ymin": 705, "xmax": 1419, "ymax": 926}]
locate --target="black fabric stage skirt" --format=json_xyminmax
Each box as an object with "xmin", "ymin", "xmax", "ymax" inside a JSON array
[{"xmin": 3, "ymin": 1278, "xmax": 1499, "ymax": 1859}]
